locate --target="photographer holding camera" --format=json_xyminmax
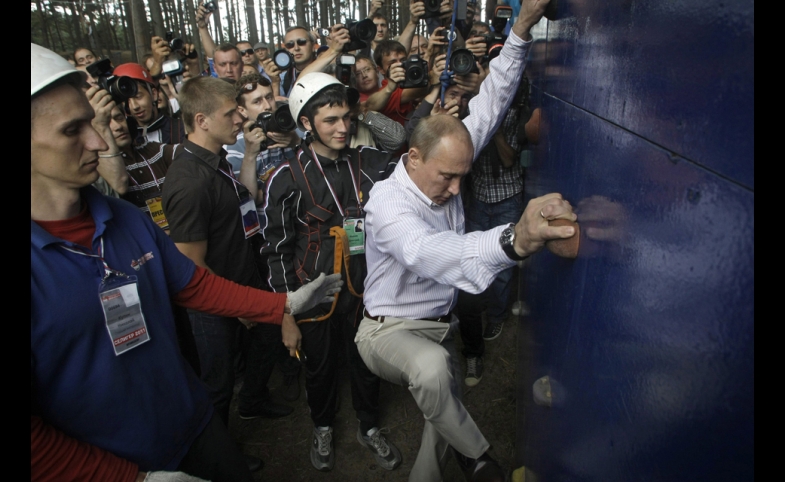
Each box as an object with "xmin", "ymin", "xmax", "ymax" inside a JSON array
[{"xmin": 226, "ymin": 72, "xmax": 299, "ymax": 203}]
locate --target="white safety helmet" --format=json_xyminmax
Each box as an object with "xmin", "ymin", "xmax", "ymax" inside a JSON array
[
  {"xmin": 31, "ymin": 42, "xmax": 85, "ymax": 98},
  {"xmin": 288, "ymin": 72, "xmax": 343, "ymax": 130}
]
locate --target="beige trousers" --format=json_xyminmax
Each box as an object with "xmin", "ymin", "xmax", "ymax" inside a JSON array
[{"xmin": 355, "ymin": 315, "xmax": 489, "ymax": 482}]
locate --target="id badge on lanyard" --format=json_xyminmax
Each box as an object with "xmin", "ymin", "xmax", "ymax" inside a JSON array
[
  {"xmin": 99, "ymin": 274, "xmax": 151, "ymax": 355},
  {"xmin": 343, "ymin": 217, "xmax": 365, "ymax": 255},
  {"xmin": 61, "ymin": 238, "xmax": 151, "ymax": 355},
  {"xmin": 144, "ymin": 191, "xmax": 169, "ymax": 231},
  {"xmin": 218, "ymin": 165, "xmax": 260, "ymax": 239}
]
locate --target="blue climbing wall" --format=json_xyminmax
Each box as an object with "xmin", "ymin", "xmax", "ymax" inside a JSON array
[{"xmin": 516, "ymin": 1, "xmax": 754, "ymax": 480}]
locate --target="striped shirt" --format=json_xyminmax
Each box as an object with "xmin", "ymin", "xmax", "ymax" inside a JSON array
[{"xmin": 363, "ymin": 30, "xmax": 531, "ymax": 319}]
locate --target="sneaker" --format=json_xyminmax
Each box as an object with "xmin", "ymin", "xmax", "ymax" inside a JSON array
[
  {"xmin": 310, "ymin": 426, "xmax": 334, "ymax": 471},
  {"xmin": 357, "ymin": 427, "xmax": 402, "ymax": 470},
  {"xmin": 465, "ymin": 357, "xmax": 483, "ymax": 387},
  {"xmin": 483, "ymin": 322, "xmax": 503, "ymax": 341}
]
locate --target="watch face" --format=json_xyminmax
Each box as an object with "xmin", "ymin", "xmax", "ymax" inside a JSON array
[{"xmin": 500, "ymin": 227, "xmax": 514, "ymax": 246}]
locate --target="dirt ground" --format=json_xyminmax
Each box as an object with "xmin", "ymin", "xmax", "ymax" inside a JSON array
[{"xmin": 229, "ymin": 289, "xmax": 521, "ymax": 482}]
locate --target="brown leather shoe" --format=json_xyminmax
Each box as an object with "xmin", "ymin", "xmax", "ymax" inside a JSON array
[{"xmin": 452, "ymin": 448, "xmax": 507, "ymax": 482}]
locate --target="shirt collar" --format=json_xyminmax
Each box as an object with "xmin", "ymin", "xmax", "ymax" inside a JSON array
[
  {"xmin": 31, "ymin": 186, "xmax": 114, "ymax": 249},
  {"xmin": 393, "ymin": 154, "xmax": 441, "ymax": 209},
  {"xmin": 182, "ymin": 139, "xmax": 226, "ymax": 171}
]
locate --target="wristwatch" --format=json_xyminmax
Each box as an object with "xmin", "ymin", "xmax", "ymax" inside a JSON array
[{"xmin": 500, "ymin": 223, "xmax": 526, "ymax": 261}]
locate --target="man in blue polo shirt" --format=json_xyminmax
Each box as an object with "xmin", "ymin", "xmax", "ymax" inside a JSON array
[{"xmin": 30, "ymin": 43, "xmax": 341, "ymax": 482}]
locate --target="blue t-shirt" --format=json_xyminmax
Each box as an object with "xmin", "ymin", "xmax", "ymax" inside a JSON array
[{"xmin": 31, "ymin": 187, "xmax": 212, "ymax": 471}]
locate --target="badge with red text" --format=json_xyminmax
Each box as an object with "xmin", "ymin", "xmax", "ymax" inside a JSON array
[{"xmin": 98, "ymin": 275, "xmax": 150, "ymax": 355}]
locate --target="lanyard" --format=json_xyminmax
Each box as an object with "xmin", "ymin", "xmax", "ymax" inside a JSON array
[
  {"xmin": 59, "ymin": 237, "xmax": 129, "ymax": 282},
  {"xmin": 217, "ymin": 164, "xmax": 251, "ymax": 202},
  {"xmin": 307, "ymin": 145, "xmax": 362, "ymax": 218}
]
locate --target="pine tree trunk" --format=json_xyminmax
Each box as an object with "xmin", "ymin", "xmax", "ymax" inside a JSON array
[
  {"xmin": 244, "ymin": 0, "xmax": 258, "ymax": 44},
  {"xmin": 282, "ymin": 0, "xmax": 290, "ymax": 30},
  {"xmin": 359, "ymin": 0, "xmax": 367, "ymax": 20},
  {"xmin": 34, "ymin": 0, "xmax": 51, "ymax": 50},
  {"xmin": 333, "ymin": 0, "xmax": 341, "ymax": 25},
  {"xmin": 48, "ymin": 3, "xmax": 66, "ymax": 52},
  {"xmin": 295, "ymin": 0, "xmax": 306, "ymax": 29},
  {"xmin": 265, "ymin": 0, "xmax": 275, "ymax": 45},
  {"xmin": 184, "ymin": 0, "xmax": 204, "ymax": 71},
  {"xmin": 147, "ymin": 0, "xmax": 166, "ymax": 38},
  {"xmin": 129, "ymin": 0, "xmax": 151, "ymax": 62}
]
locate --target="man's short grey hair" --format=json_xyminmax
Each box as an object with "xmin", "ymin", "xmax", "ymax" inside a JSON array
[{"xmin": 410, "ymin": 115, "xmax": 472, "ymax": 162}]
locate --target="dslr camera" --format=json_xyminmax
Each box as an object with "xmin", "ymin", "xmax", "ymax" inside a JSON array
[
  {"xmin": 419, "ymin": 0, "xmax": 442, "ymax": 19},
  {"xmin": 165, "ymin": 31, "xmax": 184, "ymax": 51},
  {"xmin": 479, "ymin": 32, "xmax": 506, "ymax": 63},
  {"xmin": 203, "ymin": 1, "xmax": 218, "ymax": 13},
  {"xmin": 335, "ymin": 54, "xmax": 356, "ymax": 86},
  {"xmin": 86, "ymin": 59, "xmax": 138, "ymax": 104},
  {"xmin": 272, "ymin": 49, "xmax": 295, "ymax": 70},
  {"xmin": 344, "ymin": 18, "xmax": 377, "ymax": 51},
  {"xmin": 449, "ymin": 48, "xmax": 478, "ymax": 76},
  {"xmin": 254, "ymin": 101, "xmax": 296, "ymax": 150},
  {"xmin": 401, "ymin": 55, "xmax": 429, "ymax": 89}
]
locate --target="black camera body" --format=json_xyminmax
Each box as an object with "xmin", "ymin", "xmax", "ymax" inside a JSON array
[
  {"xmin": 203, "ymin": 1, "xmax": 218, "ymax": 13},
  {"xmin": 86, "ymin": 59, "xmax": 138, "ymax": 105},
  {"xmin": 254, "ymin": 102, "xmax": 296, "ymax": 150},
  {"xmin": 401, "ymin": 55, "xmax": 429, "ymax": 89},
  {"xmin": 344, "ymin": 18, "xmax": 377, "ymax": 52},
  {"xmin": 165, "ymin": 32, "xmax": 184, "ymax": 51},
  {"xmin": 335, "ymin": 54, "xmax": 356, "ymax": 86},
  {"xmin": 420, "ymin": 0, "xmax": 442, "ymax": 19},
  {"xmin": 480, "ymin": 32, "xmax": 507, "ymax": 63},
  {"xmin": 273, "ymin": 49, "xmax": 295, "ymax": 70}
]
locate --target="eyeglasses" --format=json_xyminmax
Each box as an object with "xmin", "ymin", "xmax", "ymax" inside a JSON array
[
  {"xmin": 356, "ymin": 67, "xmax": 374, "ymax": 77},
  {"xmin": 240, "ymin": 48, "xmax": 255, "ymax": 56},
  {"xmin": 284, "ymin": 38, "xmax": 309, "ymax": 49}
]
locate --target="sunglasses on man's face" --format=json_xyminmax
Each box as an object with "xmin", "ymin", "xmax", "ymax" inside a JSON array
[
  {"xmin": 240, "ymin": 49, "xmax": 255, "ymax": 56},
  {"xmin": 285, "ymin": 38, "xmax": 309, "ymax": 49}
]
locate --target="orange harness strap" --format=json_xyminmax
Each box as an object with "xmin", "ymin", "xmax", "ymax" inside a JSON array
[{"xmin": 295, "ymin": 227, "xmax": 362, "ymax": 324}]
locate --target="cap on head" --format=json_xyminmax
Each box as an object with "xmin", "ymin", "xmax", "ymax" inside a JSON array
[
  {"xmin": 31, "ymin": 43, "xmax": 86, "ymax": 97},
  {"xmin": 288, "ymin": 72, "xmax": 343, "ymax": 130},
  {"xmin": 253, "ymin": 42, "xmax": 270, "ymax": 51},
  {"xmin": 113, "ymin": 63, "xmax": 156, "ymax": 86}
]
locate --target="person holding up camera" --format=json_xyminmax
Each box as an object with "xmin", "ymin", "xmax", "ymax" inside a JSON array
[{"xmin": 226, "ymin": 72, "xmax": 300, "ymax": 204}]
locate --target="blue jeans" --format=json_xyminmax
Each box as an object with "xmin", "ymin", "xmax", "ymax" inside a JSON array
[{"xmin": 457, "ymin": 193, "xmax": 523, "ymax": 357}]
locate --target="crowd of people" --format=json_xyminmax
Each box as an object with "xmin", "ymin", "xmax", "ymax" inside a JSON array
[{"xmin": 31, "ymin": 1, "xmax": 579, "ymax": 481}]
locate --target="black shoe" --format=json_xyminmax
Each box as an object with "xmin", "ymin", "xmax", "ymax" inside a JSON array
[
  {"xmin": 239, "ymin": 400, "xmax": 293, "ymax": 419},
  {"xmin": 244, "ymin": 454, "xmax": 264, "ymax": 472},
  {"xmin": 452, "ymin": 448, "xmax": 506, "ymax": 482},
  {"xmin": 281, "ymin": 372, "xmax": 300, "ymax": 402}
]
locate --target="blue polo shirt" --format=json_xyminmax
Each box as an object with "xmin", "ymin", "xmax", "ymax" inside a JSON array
[{"xmin": 31, "ymin": 187, "xmax": 213, "ymax": 471}]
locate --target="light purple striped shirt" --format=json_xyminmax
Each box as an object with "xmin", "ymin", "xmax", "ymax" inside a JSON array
[{"xmin": 363, "ymin": 31, "xmax": 531, "ymax": 319}]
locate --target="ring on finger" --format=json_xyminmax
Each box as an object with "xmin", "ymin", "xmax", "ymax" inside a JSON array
[{"xmin": 540, "ymin": 210, "xmax": 546, "ymax": 219}]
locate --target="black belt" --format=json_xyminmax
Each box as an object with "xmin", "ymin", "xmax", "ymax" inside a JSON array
[{"xmin": 363, "ymin": 309, "xmax": 452, "ymax": 324}]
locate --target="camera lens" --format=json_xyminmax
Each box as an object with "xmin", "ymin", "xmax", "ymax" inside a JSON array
[
  {"xmin": 451, "ymin": 49, "xmax": 475, "ymax": 76},
  {"xmin": 353, "ymin": 19, "xmax": 376, "ymax": 42},
  {"xmin": 170, "ymin": 38, "xmax": 184, "ymax": 51},
  {"xmin": 407, "ymin": 65, "xmax": 424, "ymax": 81},
  {"xmin": 112, "ymin": 76, "xmax": 138, "ymax": 101},
  {"xmin": 272, "ymin": 108, "xmax": 296, "ymax": 132},
  {"xmin": 427, "ymin": 0, "xmax": 439, "ymax": 9},
  {"xmin": 273, "ymin": 49, "xmax": 293, "ymax": 69}
]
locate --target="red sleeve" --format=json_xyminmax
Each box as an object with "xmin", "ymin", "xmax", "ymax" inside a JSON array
[
  {"xmin": 31, "ymin": 416, "xmax": 138, "ymax": 482},
  {"xmin": 173, "ymin": 266, "xmax": 287, "ymax": 324}
]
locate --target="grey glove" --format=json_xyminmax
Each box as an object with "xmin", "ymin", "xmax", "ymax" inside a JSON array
[
  {"xmin": 287, "ymin": 272, "xmax": 344, "ymax": 315},
  {"xmin": 144, "ymin": 472, "xmax": 209, "ymax": 482}
]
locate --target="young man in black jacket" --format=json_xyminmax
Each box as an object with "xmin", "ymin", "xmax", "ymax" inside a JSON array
[{"xmin": 260, "ymin": 72, "xmax": 401, "ymax": 473}]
